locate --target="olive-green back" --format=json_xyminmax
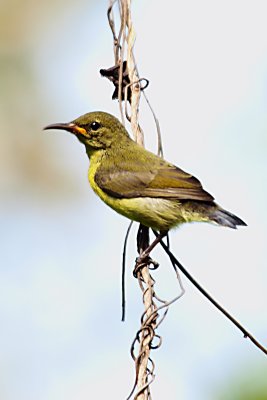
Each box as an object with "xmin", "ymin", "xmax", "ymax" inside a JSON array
[{"xmin": 94, "ymin": 141, "xmax": 214, "ymax": 202}]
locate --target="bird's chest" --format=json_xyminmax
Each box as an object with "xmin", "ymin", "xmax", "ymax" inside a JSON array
[
  {"xmin": 88, "ymin": 157, "xmax": 142, "ymax": 221},
  {"xmin": 88, "ymin": 158, "xmax": 108, "ymax": 200},
  {"xmin": 88, "ymin": 155, "xmax": 122, "ymax": 212}
]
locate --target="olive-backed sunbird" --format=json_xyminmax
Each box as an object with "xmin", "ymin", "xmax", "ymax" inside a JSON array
[{"xmin": 44, "ymin": 111, "xmax": 246, "ymax": 233}]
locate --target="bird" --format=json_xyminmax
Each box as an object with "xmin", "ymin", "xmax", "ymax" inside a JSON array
[{"xmin": 44, "ymin": 111, "xmax": 246, "ymax": 239}]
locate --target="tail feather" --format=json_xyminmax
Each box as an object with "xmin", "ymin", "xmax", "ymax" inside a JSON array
[{"xmin": 211, "ymin": 208, "xmax": 247, "ymax": 229}]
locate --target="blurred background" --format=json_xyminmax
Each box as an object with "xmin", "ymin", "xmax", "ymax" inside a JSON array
[{"xmin": 1, "ymin": 0, "xmax": 267, "ymax": 399}]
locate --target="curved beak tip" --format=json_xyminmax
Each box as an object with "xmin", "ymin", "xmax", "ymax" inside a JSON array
[
  {"xmin": 43, "ymin": 123, "xmax": 87, "ymax": 136},
  {"xmin": 43, "ymin": 123, "xmax": 72, "ymax": 132}
]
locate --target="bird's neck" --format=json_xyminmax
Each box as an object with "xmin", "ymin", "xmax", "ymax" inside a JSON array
[
  {"xmin": 85, "ymin": 146, "xmax": 106, "ymax": 165},
  {"xmin": 85, "ymin": 135, "xmax": 134, "ymax": 160}
]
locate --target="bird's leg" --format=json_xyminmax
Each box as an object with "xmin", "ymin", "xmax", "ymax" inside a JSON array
[
  {"xmin": 137, "ymin": 224, "xmax": 150, "ymax": 255},
  {"xmin": 136, "ymin": 226, "xmax": 167, "ymax": 265}
]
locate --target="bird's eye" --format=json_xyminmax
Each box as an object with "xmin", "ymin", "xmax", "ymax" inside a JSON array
[{"xmin": 91, "ymin": 121, "xmax": 101, "ymax": 131}]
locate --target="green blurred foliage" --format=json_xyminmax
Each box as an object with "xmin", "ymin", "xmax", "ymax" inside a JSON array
[
  {"xmin": 215, "ymin": 363, "xmax": 267, "ymax": 400},
  {"xmin": 0, "ymin": 0, "xmax": 91, "ymax": 202}
]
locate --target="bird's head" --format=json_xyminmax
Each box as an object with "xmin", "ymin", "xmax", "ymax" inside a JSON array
[{"xmin": 44, "ymin": 111, "xmax": 130, "ymax": 153}]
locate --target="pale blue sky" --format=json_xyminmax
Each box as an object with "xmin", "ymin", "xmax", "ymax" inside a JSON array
[{"xmin": 1, "ymin": 1, "xmax": 267, "ymax": 399}]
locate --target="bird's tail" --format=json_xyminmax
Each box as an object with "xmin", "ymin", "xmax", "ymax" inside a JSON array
[{"xmin": 211, "ymin": 207, "xmax": 247, "ymax": 229}]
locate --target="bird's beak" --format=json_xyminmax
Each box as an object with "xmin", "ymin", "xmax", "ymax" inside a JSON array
[{"xmin": 43, "ymin": 122, "xmax": 87, "ymax": 136}]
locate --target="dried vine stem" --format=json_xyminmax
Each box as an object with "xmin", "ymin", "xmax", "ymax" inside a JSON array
[
  {"xmin": 108, "ymin": 0, "xmax": 144, "ymax": 143},
  {"xmin": 107, "ymin": 1, "xmax": 184, "ymax": 399},
  {"xmin": 132, "ymin": 226, "xmax": 156, "ymax": 400},
  {"xmin": 125, "ymin": 0, "xmax": 144, "ymax": 146},
  {"xmin": 108, "ymin": 4, "xmax": 157, "ymax": 399},
  {"xmin": 127, "ymin": 227, "xmax": 184, "ymax": 400}
]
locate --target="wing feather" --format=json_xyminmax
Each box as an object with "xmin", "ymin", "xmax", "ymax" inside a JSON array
[{"xmin": 95, "ymin": 162, "xmax": 213, "ymax": 202}]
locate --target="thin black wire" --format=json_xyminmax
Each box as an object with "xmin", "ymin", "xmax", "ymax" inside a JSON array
[
  {"xmin": 122, "ymin": 221, "xmax": 134, "ymax": 321},
  {"xmin": 153, "ymin": 231, "xmax": 267, "ymax": 356}
]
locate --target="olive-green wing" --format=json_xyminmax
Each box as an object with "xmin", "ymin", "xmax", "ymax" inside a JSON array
[{"xmin": 94, "ymin": 159, "xmax": 214, "ymax": 202}]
